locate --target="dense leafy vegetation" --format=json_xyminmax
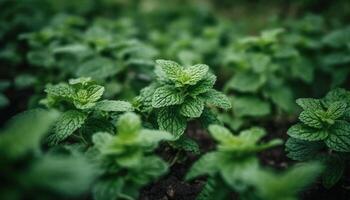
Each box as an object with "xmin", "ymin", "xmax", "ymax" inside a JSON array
[{"xmin": 1, "ymin": 0, "xmax": 350, "ymax": 199}]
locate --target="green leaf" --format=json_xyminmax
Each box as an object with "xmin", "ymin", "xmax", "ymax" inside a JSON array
[
  {"xmin": 221, "ymin": 157, "xmax": 259, "ymax": 191},
  {"xmin": 285, "ymin": 138, "xmax": 324, "ymax": 161},
  {"xmin": 299, "ymin": 110, "xmax": 322, "ymax": 128},
  {"xmin": 322, "ymin": 155, "xmax": 345, "ymax": 188},
  {"xmin": 225, "ymin": 71, "xmax": 265, "ymax": 92},
  {"xmin": 239, "ymin": 127, "xmax": 266, "ymax": 144},
  {"xmin": 202, "ymin": 89, "xmax": 231, "ymax": 110},
  {"xmin": 195, "ymin": 178, "xmax": 228, "ymax": 200},
  {"xmin": 132, "ymin": 156, "xmax": 169, "ymax": 186},
  {"xmin": 45, "ymin": 83, "xmax": 75, "ymax": 99},
  {"xmin": 296, "ymin": 98, "xmax": 323, "ymax": 111},
  {"xmin": 72, "ymin": 84, "xmax": 105, "ymax": 109},
  {"xmin": 47, "ymin": 110, "xmax": 87, "ymax": 145},
  {"xmin": 76, "ymin": 57, "xmax": 121, "ymax": 80},
  {"xmin": 27, "ymin": 50, "xmax": 55, "ymax": 68},
  {"xmin": 231, "ymin": 96, "xmax": 271, "ymax": 117},
  {"xmin": 325, "ymin": 120, "xmax": 350, "ymax": 152},
  {"xmin": 94, "ymin": 100, "xmax": 134, "ymax": 112},
  {"xmin": 157, "ymin": 107, "xmax": 187, "ymax": 138},
  {"xmin": 323, "ymin": 88, "xmax": 350, "ymax": 107},
  {"xmin": 326, "ymin": 101, "xmax": 347, "ymax": 120},
  {"xmin": 189, "ymin": 73, "xmax": 216, "ymax": 96},
  {"xmin": 93, "ymin": 179, "xmax": 123, "ymax": 200},
  {"xmin": 152, "ymin": 86, "xmax": 184, "ymax": 108},
  {"xmin": 135, "ymin": 84, "xmax": 157, "ymax": 113},
  {"xmin": 171, "ymin": 136, "xmax": 200, "ymax": 154},
  {"xmin": 85, "ymin": 84, "xmax": 105, "ymax": 102},
  {"xmin": 199, "ymin": 108, "xmax": 220, "ymax": 128},
  {"xmin": 0, "ymin": 109, "xmax": 59, "ymax": 159},
  {"xmin": 183, "ymin": 64, "xmax": 209, "ymax": 85},
  {"xmin": 208, "ymin": 125, "xmax": 234, "ymax": 143},
  {"xmin": 287, "ymin": 124, "xmax": 328, "ymax": 141},
  {"xmin": 179, "ymin": 97, "xmax": 204, "ymax": 118},
  {"xmin": 267, "ymin": 87, "xmax": 295, "ymax": 112},
  {"xmin": 69, "ymin": 77, "xmax": 93, "ymax": 86},
  {"xmin": 53, "ymin": 44, "xmax": 91, "ymax": 55},
  {"xmin": 322, "ymin": 27, "xmax": 350, "ymax": 48},
  {"xmin": 116, "ymin": 112, "xmax": 141, "ymax": 137},
  {"xmin": 139, "ymin": 129, "xmax": 174, "ymax": 148},
  {"xmin": 186, "ymin": 152, "xmax": 221, "ymax": 180},
  {"xmin": 156, "ymin": 59, "xmax": 183, "ymax": 81},
  {"xmin": 14, "ymin": 74, "xmax": 37, "ymax": 89}
]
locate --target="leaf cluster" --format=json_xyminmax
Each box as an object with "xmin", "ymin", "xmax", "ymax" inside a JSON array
[
  {"xmin": 42, "ymin": 77, "xmax": 133, "ymax": 145},
  {"xmin": 135, "ymin": 59, "xmax": 231, "ymax": 138},
  {"xmin": 286, "ymin": 88, "xmax": 350, "ymax": 187}
]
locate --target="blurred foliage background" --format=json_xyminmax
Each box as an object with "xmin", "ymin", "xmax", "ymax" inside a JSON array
[{"xmin": 0, "ymin": 0, "xmax": 350, "ymax": 199}]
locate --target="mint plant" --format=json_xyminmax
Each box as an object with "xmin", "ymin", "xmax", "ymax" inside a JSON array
[
  {"xmin": 186, "ymin": 124, "xmax": 282, "ymax": 198},
  {"xmin": 286, "ymin": 88, "xmax": 350, "ymax": 188},
  {"xmin": 135, "ymin": 59, "xmax": 231, "ymax": 138},
  {"xmin": 91, "ymin": 112, "xmax": 174, "ymax": 200},
  {"xmin": 0, "ymin": 109, "xmax": 97, "ymax": 199},
  {"xmin": 20, "ymin": 15, "xmax": 158, "ymax": 100},
  {"xmin": 42, "ymin": 77, "xmax": 133, "ymax": 145},
  {"xmin": 186, "ymin": 124, "xmax": 322, "ymax": 200},
  {"xmin": 221, "ymin": 29, "xmax": 304, "ymax": 130}
]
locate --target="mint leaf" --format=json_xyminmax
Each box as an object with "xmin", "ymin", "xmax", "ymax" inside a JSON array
[
  {"xmin": 47, "ymin": 110, "xmax": 88, "ymax": 145},
  {"xmin": 152, "ymin": 86, "xmax": 184, "ymax": 108},
  {"xmin": 267, "ymin": 87, "xmax": 295, "ymax": 112},
  {"xmin": 184, "ymin": 64, "xmax": 209, "ymax": 85},
  {"xmin": 296, "ymin": 98, "xmax": 323, "ymax": 111},
  {"xmin": 323, "ymin": 88, "xmax": 350, "ymax": 107},
  {"xmin": 73, "ymin": 85, "xmax": 105, "ymax": 109},
  {"xmin": 325, "ymin": 120, "xmax": 350, "ymax": 152},
  {"xmin": 189, "ymin": 73, "xmax": 216, "ymax": 96},
  {"xmin": 326, "ymin": 101, "xmax": 347, "ymax": 120},
  {"xmin": 196, "ymin": 178, "xmax": 228, "ymax": 200},
  {"xmin": 287, "ymin": 124, "xmax": 328, "ymax": 141},
  {"xmin": 285, "ymin": 138, "xmax": 324, "ymax": 161},
  {"xmin": 157, "ymin": 107, "xmax": 187, "ymax": 138},
  {"xmin": 76, "ymin": 57, "xmax": 121, "ymax": 80},
  {"xmin": 156, "ymin": 59, "xmax": 183, "ymax": 81},
  {"xmin": 93, "ymin": 179, "xmax": 123, "ymax": 200},
  {"xmin": 202, "ymin": 89, "xmax": 231, "ymax": 110},
  {"xmin": 208, "ymin": 125, "xmax": 234, "ymax": 143},
  {"xmin": 231, "ymin": 96, "xmax": 271, "ymax": 117},
  {"xmin": 226, "ymin": 71, "xmax": 265, "ymax": 92},
  {"xmin": 116, "ymin": 112, "xmax": 141, "ymax": 137},
  {"xmin": 186, "ymin": 152, "xmax": 221, "ymax": 180},
  {"xmin": 69, "ymin": 77, "xmax": 93, "ymax": 85},
  {"xmin": 179, "ymin": 97, "xmax": 204, "ymax": 118},
  {"xmin": 299, "ymin": 110, "xmax": 322, "ymax": 128},
  {"xmin": 170, "ymin": 136, "xmax": 200, "ymax": 154},
  {"xmin": 45, "ymin": 83, "xmax": 74, "ymax": 99},
  {"xmin": 139, "ymin": 129, "xmax": 174, "ymax": 148},
  {"xmin": 94, "ymin": 100, "xmax": 133, "ymax": 112}
]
